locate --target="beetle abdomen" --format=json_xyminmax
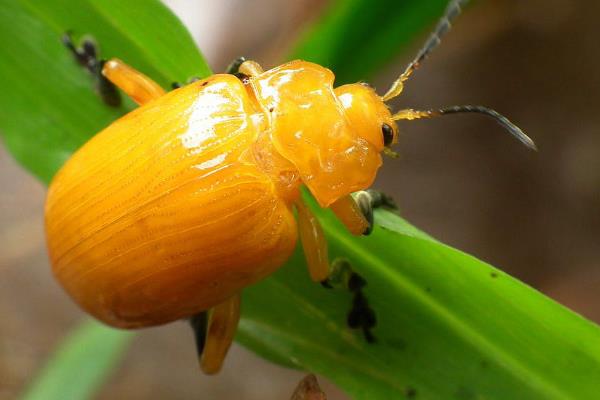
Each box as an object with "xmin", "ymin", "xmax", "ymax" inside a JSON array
[{"xmin": 45, "ymin": 76, "xmax": 297, "ymax": 328}]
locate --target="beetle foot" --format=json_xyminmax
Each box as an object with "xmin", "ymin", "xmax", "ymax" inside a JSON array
[
  {"xmin": 347, "ymin": 290, "xmax": 377, "ymax": 343},
  {"xmin": 321, "ymin": 259, "xmax": 377, "ymax": 343},
  {"xmin": 353, "ymin": 189, "xmax": 399, "ymax": 235},
  {"xmin": 62, "ymin": 31, "xmax": 121, "ymax": 107}
]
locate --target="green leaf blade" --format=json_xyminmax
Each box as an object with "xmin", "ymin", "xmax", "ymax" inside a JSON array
[
  {"xmin": 0, "ymin": 0, "xmax": 210, "ymax": 183},
  {"xmin": 239, "ymin": 203, "xmax": 600, "ymax": 399},
  {"xmin": 21, "ymin": 321, "xmax": 133, "ymax": 400}
]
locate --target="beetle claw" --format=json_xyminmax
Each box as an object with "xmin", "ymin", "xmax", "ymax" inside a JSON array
[
  {"xmin": 322, "ymin": 259, "xmax": 377, "ymax": 343},
  {"xmin": 354, "ymin": 189, "xmax": 398, "ymax": 236},
  {"xmin": 61, "ymin": 31, "xmax": 121, "ymax": 107}
]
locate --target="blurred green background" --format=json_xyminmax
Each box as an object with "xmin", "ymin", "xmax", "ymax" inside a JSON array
[{"xmin": 1, "ymin": 0, "xmax": 599, "ymax": 399}]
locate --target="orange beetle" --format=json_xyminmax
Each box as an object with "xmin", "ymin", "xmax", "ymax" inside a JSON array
[{"xmin": 45, "ymin": 0, "xmax": 534, "ymax": 374}]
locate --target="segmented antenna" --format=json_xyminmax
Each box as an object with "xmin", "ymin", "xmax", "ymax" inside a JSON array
[
  {"xmin": 382, "ymin": 0, "xmax": 535, "ymax": 150},
  {"xmin": 382, "ymin": 0, "xmax": 469, "ymax": 101},
  {"xmin": 392, "ymin": 106, "xmax": 537, "ymax": 150}
]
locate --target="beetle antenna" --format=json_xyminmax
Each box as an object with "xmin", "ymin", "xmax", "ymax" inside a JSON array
[
  {"xmin": 382, "ymin": 0, "xmax": 469, "ymax": 102},
  {"xmin": 392, "ymin": 106, "xmax": 537, "ymax": 150}
]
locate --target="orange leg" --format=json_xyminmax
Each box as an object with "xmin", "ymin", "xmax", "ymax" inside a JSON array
[
  {"xmin": 189, "ymin": 293, "xmax": 241, "ymax": 375},
  {"xmin": 329, "ymin": 195, "xmax": 370, "ymax": 236},
  {"xmin": 334, "ymin": 190, "xmax": 398, "ymax": 236},
  {"xmin": 295, "ymin": 194, "xmax": 372, "ymax": 281},
  {"xmin": 102, "ymin": 58, "xmax": 166, "ymax": 105},
  {"xmin": 238, "ymin": 60, "xmax": 264, "ymax": 77},
  {"xmin": 295, "ymin": 198, "xmax": 330, "ymax": 282},
  {"xmin": 296, "ymin": 197, "xmax": 379, "ymax": 342},
  {"xmin": 196, "ymin": 293, "xmax": 241, "ymax": 375}
]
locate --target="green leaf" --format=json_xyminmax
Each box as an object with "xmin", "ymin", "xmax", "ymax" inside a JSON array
[
  {"xmin": 290, "ymin": 0, "xmax": 450, "ymax": 84},
  {"xmin": 0, "ymin": 0, "xmax": 210, "ymax": 398},
  {"xmin": 238, "ymin": 197, "xmax": 600, "ymax": 399},
  {"xmin": 21, "ymin": 321, "xmax": 133, "ymax": 400},
  {"xmin": 4, "ymin": 0, "xmax": 600, "ymax": 399},
  {"xmin": 0, "ymin": 0, "xmax": 209, "ymax": 183}
]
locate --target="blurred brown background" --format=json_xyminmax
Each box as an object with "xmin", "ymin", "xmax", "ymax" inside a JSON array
[{"xmin": 1, "ymin": 0, "xmax": 599, "ymax": 398}]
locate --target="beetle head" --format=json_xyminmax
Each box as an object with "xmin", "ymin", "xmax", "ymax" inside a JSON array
[
  {"xmin": 334, "ymin": 83, "xmax": 398, "ymax": 153},
  {"xmin": 373, "ymin": 0, "xmax": 535, "ymax": 151}
]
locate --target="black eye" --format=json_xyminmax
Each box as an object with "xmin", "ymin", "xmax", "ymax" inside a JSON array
[{"xmin": 382, "ymin": 123, "xmax": 394, "ymax": 146}]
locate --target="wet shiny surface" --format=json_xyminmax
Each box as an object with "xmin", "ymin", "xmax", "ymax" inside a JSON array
[
  {"xmin": 103, "ymin": 59, "xmax": 166, "ymax": 105},
  {"xmin": 45, "ymin": 60, "xmax": 397, "ymax": 329},
  {"xmin": 45, "ymin": 75, "xmax": 297, "ymax": 328},
  {"xmin": 249, "ymin": 60, "xmax": 393, "ymax": 207}
]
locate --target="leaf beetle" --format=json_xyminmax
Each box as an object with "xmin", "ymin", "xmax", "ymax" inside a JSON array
[{"xmin": 44, "ymin": 0, "xmax": 534, "ymax": 374}]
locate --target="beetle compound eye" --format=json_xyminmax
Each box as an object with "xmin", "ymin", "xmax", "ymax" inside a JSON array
[{"xmin": 382, "ymin": 123, "xmax": 394, "ymax": 147}]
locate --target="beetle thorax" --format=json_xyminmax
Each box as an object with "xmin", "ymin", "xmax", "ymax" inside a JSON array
[{"xmin": 246, "ymin": 60, "xmax": 386, "ymax": 208}]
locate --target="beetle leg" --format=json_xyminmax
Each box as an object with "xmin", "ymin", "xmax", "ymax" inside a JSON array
[
  {"xmin": 358, "ymin": 189, "xmax": 398, "ymax": 212},
  {"xmin": 295, "ymin": 198, "xmax": 377, "ymax": 342},
  {"xmin": 329, "ymin": 195, "xmax": 370, "ymax": 236},
  {"xmin": 294, "ymin": 198, "xmax": 330, "ymax": 282},
  {"xmin": 332, "ymin": 190, "xmax": 398, "ymax": 236},
  {"xmin": 102, "ymin": 59, "xmax": 166, "ymax": 105},
  {"xmin": 347, "ymin": 286, "xmax": 377, "ymax": 343},
  {"xmin": 226, "ymin": 57, "xmax": 264, "ymax": 83},
  {"xmin": 225, "ymin": 56, "xmax": 247, "ymax": 75},
  {"xmin": 226, "ymin": 57, "xmax": 253, "ymax": 82},
  {"xmin": 190, "ymin": 293, "xmax": 241, "ymax": 375},
  {"xmin": 62, "ymin": 32, "xmax": 121, "ymax": 107},
  {"xmin": 238, "ymin": 60, "xmax": 264, "ymax": 77}
]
